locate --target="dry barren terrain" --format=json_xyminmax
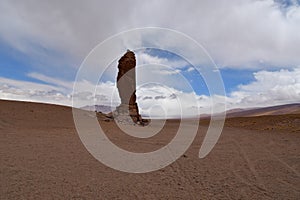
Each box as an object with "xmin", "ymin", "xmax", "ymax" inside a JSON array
[{"xmin": 0, "ymin": 100, "xmax": 299, "ymax": 199}]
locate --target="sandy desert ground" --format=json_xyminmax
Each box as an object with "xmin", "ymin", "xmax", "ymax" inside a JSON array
[{"xmin": 0, "ymin": 100, "xmax": 299, "ymax": 199}]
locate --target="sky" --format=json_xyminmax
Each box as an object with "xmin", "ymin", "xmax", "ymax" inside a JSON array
[{"xmin": 0, "ymin": 0, "xmax": 299, "ymax": 117}]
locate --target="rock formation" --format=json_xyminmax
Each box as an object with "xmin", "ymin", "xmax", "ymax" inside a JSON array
[{"xmin": 115, "ymin": 50, "xmax": 145, "ymax": 125}]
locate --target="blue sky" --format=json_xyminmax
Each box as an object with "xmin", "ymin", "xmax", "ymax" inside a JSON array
[
  {"xmin": 0, "ymin": 39, "xmax": 255, "ymax": 96},
  {"xmin": 0, "ymin": 0, "xmax": 299, "ymax": 116},
  {"xmin": 0, "ymin": 41, "xmax": 33, "ymax": 81}
]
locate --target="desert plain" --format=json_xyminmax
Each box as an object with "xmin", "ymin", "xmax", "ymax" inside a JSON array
[{"xmin": 0, "ymin": 100, "xmax": 299, "ymax": 199}]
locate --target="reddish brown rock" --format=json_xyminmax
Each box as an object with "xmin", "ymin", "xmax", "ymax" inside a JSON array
[{"xmin": 115, "ymin": 50, "xmax": 144, "ymax": 125}]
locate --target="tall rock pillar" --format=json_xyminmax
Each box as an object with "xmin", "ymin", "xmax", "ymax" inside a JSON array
[{"xmin": 115, "ymin": 50, "xmax": 143, "ymax": 124}]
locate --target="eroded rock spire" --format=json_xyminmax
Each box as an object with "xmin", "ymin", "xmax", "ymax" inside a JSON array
[{"xmin": 115, "ymin": 50, "xmax": 144, "ymax": 125}]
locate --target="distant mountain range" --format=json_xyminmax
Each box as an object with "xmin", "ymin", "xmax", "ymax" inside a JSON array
[
  {"xmin": 80, "ymin": 105, "xmax": 115, "ymax": 114},
  {"xmin": 224, "ymin": 103, "xmax": 300, "ymax": 118},
  {"xmin": 81, "ymin": 103, "xmax": 300, "ymax": 118}
]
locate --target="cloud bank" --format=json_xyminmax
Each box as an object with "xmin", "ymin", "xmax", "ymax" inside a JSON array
[
  {"xmin": 0, "ymin": 0, "xmax": 299, "ymax": 117},
  {"xmin": 0, "ymin": 0, "xmax": 299, "ymax": 70},
  {"xmin": 1, "ymin": 67, "xmax": 299, "ymax": 117}
]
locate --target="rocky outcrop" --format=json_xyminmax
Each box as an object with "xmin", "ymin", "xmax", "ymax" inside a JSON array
[{"xmin": 115, "ymin": 50, "xmax": 147, "ymax": 125}]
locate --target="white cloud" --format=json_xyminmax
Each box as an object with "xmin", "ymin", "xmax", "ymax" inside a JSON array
[
  {"xmin": 0, "ymin": 74, "xmax": 119, "ymax": 108},
  {"xmin": 0, "ymin": 76, "xmax": 72, "ymax": 106},
  {"xmin": 228, "ymin": 67, "xmax": 300, "ymax": 108},
  {"xmin": 27, "ymin": 72, "xmax": 73, "ymax": 90},
  {"xmin": 81, "ymin": 66, "xmax": 300, "ymax": 116},
  {"xmin": 137, "ymin": 84, "xmax": 205, "ymax": 117},
  {"xmin": 0, "ymin": 0, "xmax": 299, "ymax": 71},
  {"xmin": 187, "ymin": 67, "xmax": 195, "ymax": 72},
  {"xmin": 153, "ymin": 69, "xmax": 181, "ymax": 75},
  {"xmin": 1, "ymin": 67, "xmax": 299, "ymax": 117},
  {"xmin": 137, "ymin": 51, "xmax": 188, "ymax": 69},
  {"xmin": 102, "ymin": 66, "xmax": 300, "ymax": 116}
]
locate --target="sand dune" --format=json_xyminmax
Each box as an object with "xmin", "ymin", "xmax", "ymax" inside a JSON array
[{"xmin": 0, "ymin": 100, "xmax": 299, "ymax": 199}]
